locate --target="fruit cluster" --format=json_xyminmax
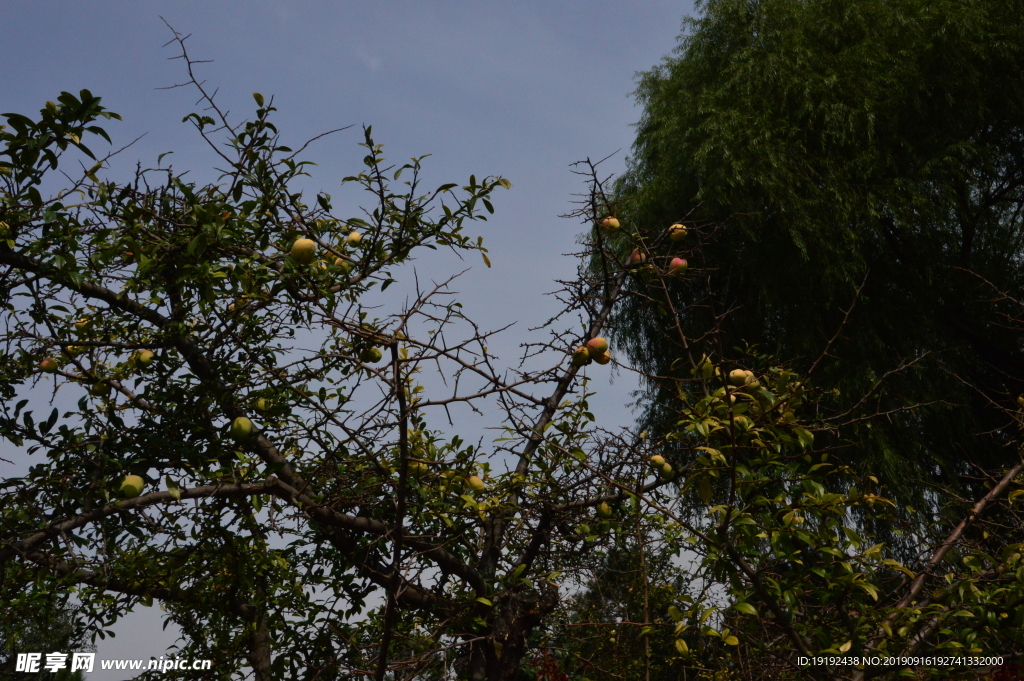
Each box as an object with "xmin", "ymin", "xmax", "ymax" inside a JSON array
[{"xmin": 571, "ymin": 336, "xmax": 612, "ymax": 367}]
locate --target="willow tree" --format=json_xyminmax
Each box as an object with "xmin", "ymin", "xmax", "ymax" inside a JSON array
[{"xmin": 608, "ymin": 0, "xmax": 1024, "ymax": 507}]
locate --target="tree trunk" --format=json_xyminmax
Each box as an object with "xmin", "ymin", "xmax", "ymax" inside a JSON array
[
  {"xmin": 248, "ymin": 612, "xmax": 273, "ymax": 681},
  {"xmin": 466, "ymin": 582, "xmax": 559, "ymax": 681}
]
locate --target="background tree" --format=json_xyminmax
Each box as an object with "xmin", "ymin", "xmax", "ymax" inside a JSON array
[
  {"xmin": 1, "ymin": 598, "xmax": 90, "ymax": 680},
  {"xmin": 607, "ymin": 0, "xmax": 1024, "ymax": 512}
]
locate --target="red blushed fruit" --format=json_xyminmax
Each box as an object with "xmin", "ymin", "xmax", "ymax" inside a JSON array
[
  {"xmin": 628, "ymin": 249, "xmax": 646, "ymax": 265},
  {"xmin": 39, "ymin": 357, "xmax": 58, "ymax": 373},
  {"xmin": 586, "ymin": 337, "xmax": 609, "ymax": 354},
  {"xmin": 668, "ymin": 257, "xmax": 688, "ymax": 275}
]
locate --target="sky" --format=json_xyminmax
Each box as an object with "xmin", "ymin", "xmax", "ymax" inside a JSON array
[{"xmin": 2, "ymin": 2, "xmax": 694, "ymax": 676}]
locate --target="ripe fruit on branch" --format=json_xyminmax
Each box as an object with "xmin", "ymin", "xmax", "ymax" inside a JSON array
[
  {"xmin": 230, "ymin": 416, "xmax": 254, "ymax": 442},
  {"xmin": 334, "ymin": 257, "xmax": 352, "ymax": 272},
  {"xmin": 39, "ymin": 357, "xmax": 58, "ymax": 373},
  {"xmin": 347, "ymin": 231, "xmax": 362, "ymax": 245},
  {"xmin": 467, "ymin": 475, "xmax": 486, "ymax": 493},
  {"xmin": 628, "ymin": 249, "xmax": 647, "ymax": 265},
  {"xmin": 290, "ymin": 238, "xmax": 317, "ymax": 265},
  {"xmin": 119, "ymin": 475, "xmax": 145, "ymax": 499},
  {"xmin": 586, "ymin": 337, "xmax": 609, "ymax": 354},
  {"xmin": 135, "ymin": 350, "xmax": 154, "ymax": 368},
  {"xmin": 255, "ymin": 398, "xmax": 272, "ymax": 412},
  {"xmin": 668, "ymin": 257, "xmax": 688, "ymax": 275},
  {"xmin": 729, "ymin": 369, "xmax": 754, "ymax": 386},
  {"xmin": 668, "ymin": 223, "xmax": 688, "ymax": 241},
  {"xmin": 409, "ymin": 461, "xmax": 429, "ymax": 478},
  {"xmin": 597, "ymin": 501, "xmax": 614, "ymax": 519},
  {"xmin": 593, "ymin": 350, "xmax": 612, "ymax": 365},
  {"xmin": 600, "ymin": 217, "xmax": 620, "ymax": 233},
  {"xmin": 360, "ymin": 347, "xmax": 383, "ymax": 363},
  {"xmin": 659, "ymin": 463, "xmax": 674, "ymax": 480},
  {"xmin": 650, "ymin": 455, "xmax": 666, "ymax": 468},
  {"xmin": 571, "ymin": 346, "xmax": 591, "ymax": 367}
]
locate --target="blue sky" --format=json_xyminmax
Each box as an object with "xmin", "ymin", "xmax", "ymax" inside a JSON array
[{"xmin": 2, "ymin": 2, "xmax": 694, "ymax": 674}]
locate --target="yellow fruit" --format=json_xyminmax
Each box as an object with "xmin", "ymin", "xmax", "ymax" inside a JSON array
[
  {"xmin": 39, "ymin": 357, "xmax": 58, "ymax": 373},
  {"xmin": 230, "ymin": 416, "xmax": 254, "ymax": 441},
  {"xmin": 728, "ymin": 369, "xmax": 751, "ymax": 386},
  {"xmin": 628, "ymin": 248, "xmax": 647, "ymax": 265},
  {"xmin": 409, "ymin": 461, "xmax": 429, "ymax": 478},
  {"xmin": 334, "ymin": 257, "xmax": 352, "ymax": 272},
  {"xmin": 255, "ymin": 398, "xmax": 272, "ymax": 412},
  {"xmin": 650, "ymin": 455, "xmax": 666, "ymax": 468},
  {"xmin": 668, "ymin": 223, "xmax": 688, "ymax": 241},
  {"xmin": 360, "ymin": 347, "xmax": 383, "ymax": 363},
  {"xmin": 593, "ymin": 350, "xmax": 612, "ymax": 365},
  {"xmin": 74, "ymin": 318, "xmax": 92, "ymax": 333},
  {"xmin": 597, "ymin": 502, "xmax": 614, "ymax": 519},
  {"xmin": 119, "ymin": 474, "xmax": 145, "ymax": 498},
  {"xmin": 660, "ymin": 463, "xmax": 674, "ymax": 479},
  {"xmin": 467, "ymin": 475, "xmax": 486, "ymax": 492},
  {"xmin": 135, "ymin": 349, "xmax": 155, "ymax": 367},
  {"xmin": 290, "ymin": 238, "xmax": 317, "ymax": 264},
  {"xmin": 600, "ymin": 217, "xmax": 620, "ymax": 233},
  {"xmin": 571, "ymin": 346, "xmax": 591, "ymax": 367},
  {"xmin": 586, "ymin": 337, "xmax": 609, "ymax": 354},
  {"xmin": 347, "ymin": 231, "xmax": 362, "ymax": 245}
]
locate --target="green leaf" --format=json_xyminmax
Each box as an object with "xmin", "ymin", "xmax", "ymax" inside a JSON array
[
  {"xmin": 698, "ymin": 477, "xmax": 713, "ymax": 504},
  {"xmin": 793, "ymin": 426, "xmax": 814, "ymax": 449},
  {"xmin": 165, "ymin": 477, "xmax": 181, "ymax": 502},
  {"xmin": 857, "ymin": 582, "xmax": 880, "ymax": 601},
  {"xmin": 733, "ymin": 602, "xmax": 758, "ymax": 616}
]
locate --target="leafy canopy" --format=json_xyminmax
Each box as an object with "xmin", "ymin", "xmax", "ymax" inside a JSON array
[{"xmin": 610, "ymin": 0, "xmax": 1024, "ymax": 506}]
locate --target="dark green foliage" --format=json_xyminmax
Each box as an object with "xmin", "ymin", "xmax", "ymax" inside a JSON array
[
  {"xmin": 551, "ymin": 536, "xmax": 700, "ymax": 681},
  {"xmin": 611, "ymin": 0, "xmax": 1024, "ymax": 506},
  {"xmin": 0, "ymin": 598, "xmax": 90, "ymax": 680}
]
